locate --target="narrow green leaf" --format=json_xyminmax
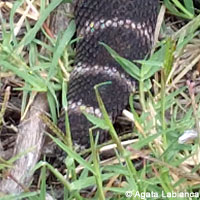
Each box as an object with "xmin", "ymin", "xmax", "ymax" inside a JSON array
[
  {"xmin": 184, "ymin": 0, "xmax": 194, "ymax": 15},
  {"xmin": 48, "ymin": 20, "xmax": 76, "ymax": 81},
  {"xmin": 82, "ymin": 111, "xmax": 109, "ymax": 130},
  {"xmin": 16, "ymin": 0, "xmax": 63, "ymax": 49},
  {"xmin": 100, "ymin": 42, "xmax": 140, "ymax": 80},
  {"xmin": 47, "ymin": 90, "xmax": 57, "ymax": 123},
  {"xmin": 70, "ymin": 173, "xmax": 115, "ymax": 190},
  {"xmin": 47, "ymin": 134, "xmax": 96, "ymax": 175},
  {"xmin": 40, "ymin": 165, "xmax": 47, "ymax": 200},
  {"xmin": 133, "ymin": 133, "xmax": 161, "ymax": 150},
  {"xmin": 0, "ymin": 60, "xmax": 46, "ymax": 90}
]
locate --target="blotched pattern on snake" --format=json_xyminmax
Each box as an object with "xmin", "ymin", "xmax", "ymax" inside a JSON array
[{"xmin": 58, "ymin": 0, "xmax": 159, "ymax": 147}]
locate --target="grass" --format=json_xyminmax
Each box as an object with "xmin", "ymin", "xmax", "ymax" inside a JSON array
[{"xmin": 0, "ymin": 0, "xmax": 200, "ymax": 199}]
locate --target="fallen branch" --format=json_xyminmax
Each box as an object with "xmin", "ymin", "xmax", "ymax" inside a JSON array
[{"xmin": 0, "ymin": 93, "xmax": 48, "ymax": 194}]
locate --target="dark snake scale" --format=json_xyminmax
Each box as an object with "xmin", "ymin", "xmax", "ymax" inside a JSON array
[{"xmin": 58, "ymin": 0, "xmax": 159, "ymax": 147}]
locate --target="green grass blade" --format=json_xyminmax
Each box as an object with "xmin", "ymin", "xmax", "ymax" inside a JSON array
[
  {"xmin": 47, "ymin": 134, "xmax": 96, "ymax": 175},
  {"xmin": 16, "ymin": 0, "xmax": 63, "ymax": 51},
  {"xmin": 47, "ymin": 20, "xmax": 76, "ymax": 81},
  {"xmin": 100, "ymin": 42, "xmax": 140, "ymax": 80}
]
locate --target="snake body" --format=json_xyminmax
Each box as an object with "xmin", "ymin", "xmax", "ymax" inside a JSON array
[{"xmin": 58, "ymin": 0, "xmax": 158, "ymax": 147}]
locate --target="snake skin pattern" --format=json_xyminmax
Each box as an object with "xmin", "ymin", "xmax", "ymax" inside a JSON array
[{"xmin": 58, "ymin": 0, "xmax": 159, "ymax": 147}]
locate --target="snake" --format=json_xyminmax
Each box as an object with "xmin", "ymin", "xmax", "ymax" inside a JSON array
[{"xmin": 58, "ymin": 0, "xmax": 159, "ymax": 148}]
